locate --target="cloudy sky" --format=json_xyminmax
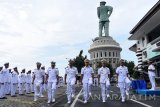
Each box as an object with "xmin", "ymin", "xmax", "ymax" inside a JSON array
[{"xmin": 0, "ymin": 0, "xmax": 158, "ymax": 76}]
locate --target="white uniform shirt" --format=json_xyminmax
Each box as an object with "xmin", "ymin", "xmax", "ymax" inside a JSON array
[
  {"xmin": 47, "ymin": 67, "xmax": 59, "ymax": 83},
  {"xmin": 26, "ymin": 74, "xmax": 32, "ymax": 83},
  {"xmin": 116, "ymin": 66, "xmax": 128, "ymax": 82},
  {"xmin": 81, "ymin": 66, "xmax": 94, "ymax": 83},
  {"xmin": 148, "ymin": 64, "xmax": 156, "ymax": 76},
  {"xmin": 34, "ymin": 69, "xmax": 45, "ymax": 83},
  {"xmin": 98, "ymin": 67, "xmax": 110, "ymax": 83},
  {"xmin": 2, "ymin": 68, "xmax": 9, "ymax": 83},
  {"xmin": 0, "ymin": 70, "xmax": 4, "ymax": 83},
  {"xmin": 11, "ymin": 71, "xmax": 18, "ymax": 84},
  {"xmin": 65, "ymin": 66, "xmax": 78, "ymax": 83},
  {"xmin": 19, "ymin": 73, "xmax": 26, "ymax": 83}
]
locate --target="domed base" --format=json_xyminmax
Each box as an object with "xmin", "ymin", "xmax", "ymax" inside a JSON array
[{"xmin": 93, "ymin": 36, "xmax": 113, "ymax": 42}]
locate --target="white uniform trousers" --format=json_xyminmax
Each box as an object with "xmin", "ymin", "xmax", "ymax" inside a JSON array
[
  {"xmin": 66, "ymin": 82, "xmax": 75, "ymax": 101},
  {"xmin": 40, "ymin": 84, "xmax": 44, "ymax": 96},
  {"xmin": 83, "ymin": 83, "xmax": 91, "ymax": 101},
  {"xmin": 19, "ymin": 83, "xmax": 25, "ymax": 95},
  {"xmin": 48, "ymin": 82, "xmax": 57, "ymax": 101},
  {"xmin": 0, "ymin": 83, "xmax": 5, "ymax": 98},
  {"xmin": 100, "ymin": 83, "xmax": 110, "ymax": 100},
  {"xmin": 25, "ymin": 83, "xmax": 31, "ymax": 94},
  {"xmin": 149, "ymin": 75, "xmax": 156, "ymax": 90},
  {"xmin": 6, "ymin": 82, "xmax": 11, "ymax": 94},
  {"xmin": 11, "ymin": 83, "xmax": 18, "ymax": 96},
  {"xmin": 118, "ymin": 82, "xmax": 126, "ymax": 99},
  {"xmin": 34, "ymin": 83, "xmax": 43, "ymax": 99}
]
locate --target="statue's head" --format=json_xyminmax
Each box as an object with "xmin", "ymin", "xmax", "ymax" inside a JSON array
[{"xmin": 100, "ymin": 1, "xmax": 106, "ymax": 6}]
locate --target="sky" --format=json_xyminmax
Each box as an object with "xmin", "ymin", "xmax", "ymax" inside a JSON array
[{"xmin": 0, "ymin": 0, "xmax": 158, "ymax": 76}]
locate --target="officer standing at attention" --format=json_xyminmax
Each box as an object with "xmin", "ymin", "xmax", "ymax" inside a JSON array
[
  {"xmin": 25, "ymin": 70, "xmax": 32, "ymax": 94},
  {"xmin": 11, "ymin": 67, "xmax": 19, "ymax": 97},
  {"xmin": 19, "ymin": 69, "xmax": 26, "ymax": 95},
  {"xmin": 81, "ymin": 59, "xmax": 94, "ymax": 104},
  {"xmin": 65, "ymin": 59, "xmax": 78, "ymax": 104},
  {"xmin": 98, "ymin": 59, "xmax": 110, "ymax": 102},
  {"xmin": 148, "ymin": 61, "xmax": 156, "ymax": 90},
  {"xmin": 46, "ymin": 61, "xmax": 59, "ymax": 103},
  {"xmin": 3, "ymin": 62, "xmax": 10, "ymax": 96},
  {"xmin": 116, "ymin": 59, "xmax": 129, "ymax": 102},
  {"xmin": 0, "ymin": 66, "xmax": 6, "ymax": 99},
  {"xmin": 32, "ymin": 62, "xmax": 45, "ymax": 101}
]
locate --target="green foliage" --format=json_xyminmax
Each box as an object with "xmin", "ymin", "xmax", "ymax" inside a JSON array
[
  {"xmin": 124, "ymin": 60, "xmax": 135, "ymax": 77},
  {"xmin": 73, "ymin": 50, "xmax": 86, "ymax": 73}
]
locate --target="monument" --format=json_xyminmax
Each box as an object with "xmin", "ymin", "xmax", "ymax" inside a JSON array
[{"xmin": 88, "ymin": 1, "xmax": 122, "ymax": 70}]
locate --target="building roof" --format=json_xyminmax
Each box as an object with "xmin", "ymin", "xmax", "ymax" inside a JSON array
[{"xmin": 129, "ymin": 1, "xmax": 160, "ymax": 39}]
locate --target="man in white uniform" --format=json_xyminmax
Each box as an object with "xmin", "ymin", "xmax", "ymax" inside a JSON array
[
  {"xmin": 25, "ymin": 70, "xmax": 32, "ymax": 94},
  {"xmin": 81, "ymin": 59, "xmax": 94, "ymax": 104},
  {"xmin": 98, "ymin": 59, "xmax": 110, "ymax": 102},
  {"xmin": 0, "ymin": 66, "xmax": 6, "ymax": 99},
  {"xmin": 116, "ymin": 59, "xmax": 129, "ymax": 102},
  {"xmin": 11, "ymin": 67, "xmax": 19, "ymax": 97},
  {"xmin": 3, "ymin": 63, "xmax": 10, "ymax": 97},
  {"xmin": 19, "ymin": 69, "xmax": 26, "ymax": 95},
  {"xmin": 148, "ymin": 61, "xmax": 156, "ymax": 90},
  {"xmin": 65, "ymin": 59, "xmax": 78, "ymax": 104},
  {"xmin": 32, "ymin": 62, "xmax": 45, "ymax": 101},
  {"xmin": 46, "ymin": 61, "xmax": 59, "ymax": 103}
]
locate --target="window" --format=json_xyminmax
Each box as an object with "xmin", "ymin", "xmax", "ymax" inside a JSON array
[
  {"xmin": 97, "ymin": 53, "xmax": 98, "ymax": 58},
  {"xmin": 94, "ymin": 53, "xmax": 95, "ymax": 58},
  {"xmin": 142, "ymin": 37, "xmax": 145, "ymax": 47},
  {"xmin": 101, "ymin": 52, "xmax": 102, "ymax": 57},
  {"xmin": 105, "ymin": 52, "xmax": 107, "ymax": 57},
  {"xmin": 109, "ymin": 52, "xmax": 111, "ymax": 57},
  {"xmin": 113, "ymin": 52, "xmax": 114, "ymax": 57}
]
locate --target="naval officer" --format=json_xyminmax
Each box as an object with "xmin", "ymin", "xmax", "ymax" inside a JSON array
[
  {"xmin": 65, "ymin": 59, "xmax": 78, "ymax": 104},
  {"xmin": 11, "ymin": 67, "xmax": 19, "ymax": 97},
  {"xmin": 81, "ymin": 59, "xmax": 94, "ymax": 104},
  {"xmin": 148, "ymin": 61, "xmax": 156, "ymax": 90},
  {"xmin": 32, "ymin": 62, "xmax": 45, "ymax": 101},
  {"xmin": 98, "ymin": 59, "xmax": 110, "ymax": 102},
  {"xmin": 116, "ymin": 59, "xmax": 129, "ymax": 102},
  {"xmin": 46, "ymin": 61, "xmax": 59, "ymax": 103}
]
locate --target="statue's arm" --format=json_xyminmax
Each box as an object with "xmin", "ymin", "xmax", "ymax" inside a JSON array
[
  {"xmin": 108, "ymin": 6, "xmax": 113, "ymax": 17},
  {"xmin": 97, "ymin": 7, "xmax": 100, "ymax": 18}
]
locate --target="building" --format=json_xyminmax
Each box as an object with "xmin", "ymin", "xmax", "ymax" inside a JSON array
[
  {"xmin": 88, "ymin": 36, "xmax": 122, "ymax": 71},
  {"xmin": 129, "ymin": 1, "xmax": 160, "ymax": 77}
]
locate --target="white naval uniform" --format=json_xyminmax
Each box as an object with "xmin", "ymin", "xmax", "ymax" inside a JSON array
[
  {"xmin": 0, "ymin": 70, "xmax": 5, "ymax": 98},
  {"xmin": 148, "ymin": 64, "xmax": 156, "ymax": 90},
  {"xmin": 2, "ymin": 68, "xmax": 10, "ymax": 95},
  {"xmin": 34, "ymin": 69, "xmax": 45, "ymax": 100},
  {"xmin": 18, "ymin": 73, "xmax": 26, "ymax": 95},
  {"xmin": 65, "ymin": 66, "xmax": 78, "ymax": 102},
  {"xmin": 25, "ymin": 74, "xmax": 32, "ymax": 94},
  {"xmin": 116, "ymin": 66, "xmax": 129, "ymax": 101},
  {"xmin": 81, "ymin": 66, "xmax": 94, "ymax": 101},
  {"xmin": 47, "ymin": 67, "xmax": 59, "ymax": 102},
  {"xmin": 11, "ymin": 71, "xmax": 18, "ymax": 96},
  {"xmin": 98, "ymin": 67, "xmax": 110, "ymax": 101}
]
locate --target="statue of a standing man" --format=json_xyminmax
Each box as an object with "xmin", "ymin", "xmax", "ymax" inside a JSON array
[{"xmin": 97, "ymin": 1, "xmax": 113, "ymax": 37}]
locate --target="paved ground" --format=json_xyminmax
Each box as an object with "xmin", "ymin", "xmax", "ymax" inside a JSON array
[{"xmin": 0, "ymin": 84, "xmax": 160, "ymax": 107}]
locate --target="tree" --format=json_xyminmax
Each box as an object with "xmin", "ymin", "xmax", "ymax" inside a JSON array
[
  {"xmin": 73, "ymin": 50, "xmax": 87, "ymax": 73},
  {"xmin": 124, "ymin": 60, "xmax": 135, "ymax": 77}
]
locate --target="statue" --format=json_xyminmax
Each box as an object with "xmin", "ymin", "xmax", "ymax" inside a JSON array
[{"xmin": 97, "ymin": 1, "xmax": 113, "ymax": 37}]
